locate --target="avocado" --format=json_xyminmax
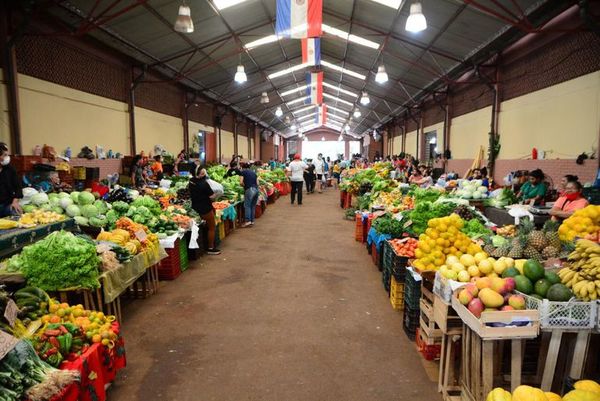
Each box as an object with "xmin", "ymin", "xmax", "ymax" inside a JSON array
[
  {"xmin": 524, "ymin": 259, "xmax": 545, "ymax": 282},
  {"xmin": 544, "ymin": 271, "xmax": 561, "ymax": 285},
  {"xmin": 515, "ymin": 275, "xmax": 534, "ymax": 295},
  {"xmin": 546, "ymin": 283, "xmax": 573, "ymax": 302},
  {"xmin": 502, "ymin": 267, "xmax": 520, "ymax": 278},
  {"xmin": 534, "ymin": 279, "xmax": 552, "ymax": 298}
]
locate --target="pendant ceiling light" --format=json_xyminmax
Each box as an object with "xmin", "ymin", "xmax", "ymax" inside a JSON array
[
  {"xmin": 291, "ymin": 124, "xmax": 297, "ymax": 130},
  {"xmin": 275, "ymin": 106, "xmax": 283, "ymax": 117},
  {"xmin": 360, "ymin": 91, "xmax": 370, "ymax": 105},
  {"xmin": 234, "ymin": 65, "xmax": 247, "ymax": 83},
  {"xmin": 344, "ymin": 123, "xmax": 350, "ymax": 131},
  {"xmin": 174, "ymin": 2, "xmax": 194, "ymax": 33},
  {"xmin": 353, "ymin": 109, "xmax": 361, "ymax": 118},
  {"xmin": 260, "ymin": 92, "xmax": 269, "ymax": 104},
  {"xmin": 303, "ymin": 136, "xmax": 308, "ymax": 141},
  {"xmin": 298, "ymin": 131, "xmax": 302, "ymax": 137},
  {"xmin": 321, "ymin": 136, "xmax": 325, "ymax": 141},
  {"xmin": 405, "ymin": 2, "xmax": 427, "ymax": 33},
  {"xmin": 375, "ymin": 65, "xmax": 388, "ymax": 84}
]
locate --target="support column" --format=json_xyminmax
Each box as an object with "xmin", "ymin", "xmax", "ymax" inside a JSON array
[
  {"xmin": 233, "ymin": 114, "xmax": 238, "ymax": 157},
  {"xmin": 182, "ymin": 93, "xmax": 189, "ymax": 155},
  {"xmin": 344, "ymin": 140, "xmax": 349, "ymax": 159},
  {"xmin": 4, "ymin": 42, "xmax": 21, "ymax": 154}
]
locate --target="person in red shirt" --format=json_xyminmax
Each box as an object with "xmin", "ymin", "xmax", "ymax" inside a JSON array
[{"xmin": 549, "ymin": 180, "xmax": 589, "ymax": 221}]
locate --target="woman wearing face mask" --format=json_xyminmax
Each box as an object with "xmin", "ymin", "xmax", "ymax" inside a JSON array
[
  {"xmin": 549, "ymin": 180, "xmax": 588, "ymax": 221},
  {"xmin": 0, "ymin": 142, "xmax": 23, "ymax": 217},
  {"xmin": 558, "ymin": 174, "xmax": 578, "ymax": 196}
]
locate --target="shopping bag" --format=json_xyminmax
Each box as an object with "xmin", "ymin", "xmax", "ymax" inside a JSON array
[{"xmin": 207, "ymin": 178, "xmax": 224, "ymax": 199}]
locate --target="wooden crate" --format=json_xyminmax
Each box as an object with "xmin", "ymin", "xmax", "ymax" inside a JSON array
[
  {"xmin": 420, "ymin": 298, "xmax": 443, "ymax": 341},
  {"xmin": 451, "ymin": 288, "xmax": 539, "ymax": 340},
  {"xmin": 461, "ymin": 325, "xmax": 530, "ymax": 401},
  {"xmin": 438, "ymin": 332, "xmax": 462, "ymax": 401},
  {"xmin": 434, "ymin": 294, "xmax": 463, "ymax": 335}
]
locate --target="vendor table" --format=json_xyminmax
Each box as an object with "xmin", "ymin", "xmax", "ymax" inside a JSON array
[
  {"xmin": 0, "ymin": 218, "xmax": 77, "ymax": 259},
  {"xmin": 484, "ymin": 207, "xmax": 550, "ymax": 227}
]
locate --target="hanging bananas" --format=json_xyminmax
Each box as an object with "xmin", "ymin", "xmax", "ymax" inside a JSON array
[{"xmin": 558, "ymin": 239, "xmax": 600, "ymax": 301}]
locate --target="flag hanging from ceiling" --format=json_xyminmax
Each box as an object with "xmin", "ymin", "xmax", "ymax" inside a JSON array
[
  {"xmin": 275, "ymin": 0, "xmax": 323, "ymax": 39},
  {"xmin": 305, "ymin": 72, "xmax": 323, "ymax": 105},
  {"xmin": 316, "ymin": 104, "xmax": 327, "ymax": 125},
  {"xmin": 301, "ymin": 38, "xmax": 321, "ymax": 66}
]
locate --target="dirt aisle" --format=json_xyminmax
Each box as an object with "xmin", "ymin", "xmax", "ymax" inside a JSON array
[{"xmin": 109, "ymin": 189, "xmax": 440, "ymax": 401}]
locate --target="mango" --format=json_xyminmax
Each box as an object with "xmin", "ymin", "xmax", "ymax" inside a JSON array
[
  {"xmin": 458, "ymin": 288, "xmax": 474, "ymax": 305},
  {"xmin": 508, "ymin": 294, "xmax": 526, "ymax": 310},
  {"xmin": 491, "ymin": 277, "xmax": 507, "ymax": 294},
  {"xmin": 501, "ymin": 305, "xmax": 514, "ymax": 311},
  {"xmin": 465, "ymin": 283, "xmax": 479, "ymax": 297},
  {"xmin": 467, "ymin": 298, "xmax": 484, "ymax": 318},
  {"xmin": 504, "ymin": 277, "xmax": 516, "ymax": 293},
  {"xmin": 479, "ymin": 288, "xmax": 505, "ymax": 308},
  {"xmin": 476, "ymin": 277, "xmax": 492, "ymax": 290}
]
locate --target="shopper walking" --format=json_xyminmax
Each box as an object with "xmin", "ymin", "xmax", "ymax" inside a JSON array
[
  {"xmin": 287, "ymin": 154, "xmax": 307, "ymax": 205},
  {"xmin": 313, "ymin": 153, "xmax": 325, "ymax": 193},
  {"xmin": 304, "ymin": 159, "xmax": 315, "ymax": 194},
  {"xmin": 239, "ymin": 162, "xmax": 259, "ymax": 227},
  {"xmin": 189, "ymin": 166, "xmax": 221, "ymax": 255}
]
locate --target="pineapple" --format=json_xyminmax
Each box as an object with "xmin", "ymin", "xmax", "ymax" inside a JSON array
[
  {"xmin": 542, "ymin": 245, "xmax": 559, "ymax": 259},
  {"xmin": 492, "ymin": 243, "xmax": 510, "ymax": 258},
  {"xmin": 528, "ymin": 230, "xmax": 548, "ymax": 251},
  {"xmin": 483, "ymin": 244, "xmax": 496, "ymax": 255},
  {"xmin": 543, "ymin": 220, "xmax": 562, "ymax": 250},
  {"xmin": 507, "ymin": 237, "xmax": 524, "ymax": 258},
  {"xmin": 523, "ymin": 245, "xmax": 543, "ymax": 261}
]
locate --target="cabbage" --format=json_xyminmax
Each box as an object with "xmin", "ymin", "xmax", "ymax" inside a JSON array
[
  {"xmin": 70, "ymin": 191, "xmax": 80, "ymax": 203},
  {"xmin": 59, "ymin": 198, "xmax": 74, "ymax": 209},
  {"xmin": 22, "ymin": 205, "xmax": 36, "ymax": 213},
  {"xmin": 478, "ymin": 186, "xmax": 488, "ymax": 194},
  {"xmin": 89, "ymin": 215, "xmax": 107, "ymax": 227},
  {"xmin": 74, "ymin": 216, "xmax": 89, "ymax": 226},
  {"xmin": 31, "ymin": 192, "xmax": 49, "ymax": 206},
  {"xmin": 93, "ymin": 200, "xmax": 107, "ymax": 214},
  {"xmin": 128, "ymin": 190, "xmax": 139, "ymax": 199},
  {"xmin": 65, "ymin": 205, "xmax": 81, "ymax": 217},
  {"xmin": 472, "ymin": 192, "xmax": 482, "ymax": 199},
  {"xmin": 22, "ymin": 187, "xmax": 39, "ymax": 199},
  {"xmin": 48, "ymin": 193, "xmax": 59, "ymax": 201},
  {"xmin": 81, "ymin": 204, "xmax": 99, "ymax": 219},
  {"xmin": 58, "ymin": 192, "xmax": 71, "ymax": 199},
  {"xmin": 78, "ymin": 192, "xmax": 96, "ymax": 206},
  {"xmin": 52, "ymin": 206, "xmax": 64, "ymax": 214},
  {"xmin": 49, "ymin": 197, "xmax": 61, "ymax": 207},
  {"xmin": 40, "ymin": 204, "xmax": 53, "ymax": 211}
]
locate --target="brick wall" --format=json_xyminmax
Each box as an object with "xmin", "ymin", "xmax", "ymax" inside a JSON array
[
  {"xmin": 50, "ymin": 158, "xmax": 123, "ymax": 180},
  {"xmin": 446, "ymin": 158, "xmax": 598, "ymax": 186}
]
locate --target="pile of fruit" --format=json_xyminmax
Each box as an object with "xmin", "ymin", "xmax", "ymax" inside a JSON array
[
  {"xmin": 558, "ymin": 239, "xmax": 600, "ymax": 301},
  {"xmin": 97, "ymin": 228, "xmax": 142, "ymax": 255},
  {"xmin": 115, "ymin": 217, "xmax": 159, "ymax": 252},
  {"xmin": 483, "ymin": 220, "xmax": 565, "ymax": 261},
  {"xmin": 439, "ymin": 253, "xmax": 517, "ymax": 282},
  {"xmin": 388, "ymin": 238, "xmax": 418, "ymax": 258},
  {"xmin": 18, "ymin": 210, "xmax": 66, "ymax": 226},
  {"xmin": 413, "ymin": 214, "xmax": 483, "ymax": 272},
  {"xmin": 500, "ymin": 259, "xmax": 573, "ymax": 302},
  {"xmin": 559, "ymin": 204, "xmax": 600, "ymax": 242},
  {"xmin": 496, "ymin": 224, "xmax": 517, "ymax": 237},
  {"xmin": 487, "ymin": 381, "xmax": 600, "ymax": 401},
  {"xmin": 456, "ymin": 276, "xmax": 523, "ymax": 317},
  {"xmin": 0, "ymin": 218, "xmax": 19, "ymax": 230}
]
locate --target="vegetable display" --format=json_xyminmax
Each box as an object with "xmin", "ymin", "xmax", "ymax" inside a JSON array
[{"xmin": 7, "ymin": 231, "xmax": 101, "ymax": 291}]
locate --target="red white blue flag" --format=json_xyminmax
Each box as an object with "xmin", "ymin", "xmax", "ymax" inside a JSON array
[
  {"xmin": 301, "ymin": 38, "xmax": 321, "ymax": 66},
  {"xmin": 305, "ymin": 72, "xmax": 323, "ymax": 105},
  {"xmin": 316, "ymin": 104, "xmax": 327, "ymax": 125},
  {"xmin": 275, "ymin": 0, "xmax": 323, "ymax": 39}
]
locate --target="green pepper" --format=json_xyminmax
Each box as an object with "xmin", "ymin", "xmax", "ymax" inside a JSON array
[{"xmin": 57, "ymin": 333, "xmax": 73, "ymax": 354}]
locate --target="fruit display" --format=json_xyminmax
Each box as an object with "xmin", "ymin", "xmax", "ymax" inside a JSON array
[
  {"xmin": 439, "ymin": 253, "xmax": 518, "ymax": 282},
  {"xmin": 388, "ymin": 238, "xmax": 418, "ymax": 258},
  {"xmin": 487, "ymin": 381, "xmax": 600, "ymax": 401},
  {"xmin": 559, "ymin": 205, "xmax": 600, "ymax": 242},
  {"xmin": 114, "ymin": 217, "xmax": 159, "ymax": 253},
  {"xmin": 558, "ymin": 239, "xmax": 600, "ymax": 301},
  {"xmin": 483, "ymin": 220, "xmax": 565, "ymax": 261},
  {"xmin": 0, "ymin": 218, "xmax": 19, "ymax": 230},
  {"xmin": 18, "ymin": 210, "xmax": 66, "ymax": 226},
  {"xmin": 457, "ymin": 277, "xmax": 522, "ymax": 317},
  {"xmin": 413, "ymin": 214, "xmax": 484, "ymax": 272},
  {"xmin": 13, "ymin": 287, "xmax": 51, "ymax": 324}
]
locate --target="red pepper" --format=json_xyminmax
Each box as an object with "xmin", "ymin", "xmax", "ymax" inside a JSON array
[
  {"xmin": 49, "ymin": 336, "xmax": 61, "ymax": 349},
  {"xmin": 67, "ymin": 353, "xmax": 78, "ymax": 362},
  {"xmin": 44, "ymin": 348, "xmax": 58, "ymax": 357},
  {"xmin": 44, "ymin": 329, "xmax": 61, "ymax": 337},
  {"xmin": 59, "ymin": 325, "xmax": 68, "ymax": 334}
]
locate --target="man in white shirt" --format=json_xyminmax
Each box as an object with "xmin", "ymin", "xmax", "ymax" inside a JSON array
[
  {"xmin": 286, "ymin": 154, "xmax": 308, "ymax": 205},
  {"xmin": 313, "ymin": 153, "xmax": 325, "ymax": 193}
]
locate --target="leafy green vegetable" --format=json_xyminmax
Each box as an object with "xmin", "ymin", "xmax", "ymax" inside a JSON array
[
  {"xmin": 372, "ymin": 213, "xmax": 406, "ymax": 238},
  {"xmin": 7, "ymin": 231, "xmax": 100, "ymax": 290},
  {"xmin": 405, "ymin": 201, "xmax": 455, "ymax": 235},
  {"xmin": 461, "ymin": 219, "xmax": 493, "ymax": 239},
  {"xmin": 408, "ymin": 186, "xmax": 444, "ymax": 203}
]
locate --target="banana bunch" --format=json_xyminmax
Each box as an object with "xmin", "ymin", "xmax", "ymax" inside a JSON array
[
  {"xmin": 559, "ymin": 239, "xmax": 600, "ymax": 301},
  {"xmin": 97, "ymin": 228, "xmax": 131, "ymax": 246}
]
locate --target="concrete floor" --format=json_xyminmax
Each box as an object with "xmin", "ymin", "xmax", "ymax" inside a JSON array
[{"xmin": 108, "ymin": 189, "xmax": 441, "ymax": 401}]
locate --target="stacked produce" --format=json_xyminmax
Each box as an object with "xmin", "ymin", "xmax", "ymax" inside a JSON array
[
  {"xmin": 388, "ymin": 238, "xmax": 418, "ymax": 258},
  {"xmin": 496, "ymin": 224, "xmax": 517, "ymax": 237},
  {"xmin": 97, "ymin": 228, "xmax": 141, "ymax": 255},
  {"xmin": 413, "ymin": 214, "xmax": 484, "ymax": 272},
  {"xmin": 7, "ymin": 231, "xmax": 101, "ymax": 290},
  {"xmin": 439, "ymin": 253, "xmax": 517, "ymax": 282},
  {"xmin": 340, "ymin": 162, "xmax": 393, "ymax": 195},
  {"xmin": 206, "ymin": 165, "xmax": 244, "ymax": 201},
  {"xmin": 115, "ymin": 217, "xmax": 159, "ymax": 252},
  {"xmin": 456, "ymin": 277, "xmax": 522, "ymax": 317},
  {"xmin": 453, "ymin": 179, "xmax": 488, "ymax": 199},
  {"xmin": 0, "ymin": 218, "xmax": 19, "ymax": 229},
  {"xmin": 18, "ymin": 210, "xmax": 66, "ymax": 226},
  {"xmin": 558, "ymin": 239, "xmax": 600, "ymax": 301},
  {"xmin": 484, "ymin": 187, "xmax": 518, "ymax": 208},
  {"xmin": 559, "ymin": 204, "xmax": 600, "ymax": 241},
  {"xmin": 487, "ymin": 381, "xmax": 600, "ymax": 401}
]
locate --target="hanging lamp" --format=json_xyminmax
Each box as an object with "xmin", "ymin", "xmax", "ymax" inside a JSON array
[
  {"xmin": 174, "ymin": 2, "xmax": 194, "ymax": 33},
  {"xmin": 405, "ymin": 2, "xmax": 427, "ymax": 33}
]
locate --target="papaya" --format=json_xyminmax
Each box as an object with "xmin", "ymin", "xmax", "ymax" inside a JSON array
[
  {"xmin": 574, "ymin": 380, "xmax": 600, "ymax": 395},
  {"xmin": 512, "ymin": 385, "xmax": 548, "ymax": 401},
  {"xmin": 563, "ymin": 389, "xmax": 600, "ymax": 401},
  {"xmin": 487, "ymin": 387, "xmax": 512, "ymax": 401}
]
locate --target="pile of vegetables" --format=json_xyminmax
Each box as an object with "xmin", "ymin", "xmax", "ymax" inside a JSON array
[
  {"xmin": 453, "ymin": 180, "xmax": 489, "ymax": 199},
  {"xmin": 372, "ymin": 213, "xmax": 407, "ymax": 238},
  {"xmin": 484, "ymin": 188, "xmax": 518, "ymax": 208},
  {"xmin": 97, "ymin": 228, "xmax": 142, "ymax": 255},
  {"xmin": 461, "ymin": 219, "xmax": 493, "ymax": 239},
  {"xmin": 7, "ymin": 231, "xmax": 101, "ymax": 290},
  {"xmin": 404, "ymin": 201, "xmax": 456, "ymax": 236},
  {"xmin": 23, "ymin": 191, "xmax": 110, "ymax": 228}
]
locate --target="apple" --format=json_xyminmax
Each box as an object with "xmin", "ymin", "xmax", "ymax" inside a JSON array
[
  {"xmin": 468, "ymin": 298, "xmax": 484, "ymax": 318},
  {"xmin": 503, "ymin": 277, "xmax": 516, "ymax": 293}
]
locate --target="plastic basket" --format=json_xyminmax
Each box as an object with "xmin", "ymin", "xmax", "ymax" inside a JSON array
[
  {"xmin": 382, "ymin": 264, "xmax": 390, "ymax": 292},
  {"xmin": 382, "ymin": 241, "xmax": 409, "ymax": 282},
  {"xmin": 519, "ymin": 292, "xmax": 598, "ymax": 330},
  {"xmin": 404, "ymin": 267, "xmax": 422, "ymax": 310},
  {"xmin": 355, "ymin": 214, "xmax": 364, "ymax": 242},
  {"xmin": 416, "ymin": 328, "xmax": 441, "ymax": 361},
  {"xmin": 179, "ymin": 237, "xmax": 189, "ymax": 272},
  {"xmin": 371, "ymin": 242, "xmax": 382, "ymax": 268},
  {"xmin": 403, "ymin": 304, "xmax": 420, "ymax": 340},
  {"xmin": 390, "ymin": 276, "xmax": 405, "ymax": 310},
  {"xmin": 158, "ymin": 239, "xmax": 182, "ymax": 280}
]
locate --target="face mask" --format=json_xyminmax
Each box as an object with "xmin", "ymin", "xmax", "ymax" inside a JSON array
[
  {"xmin": 1, "ymin": 156, "xmax": 9, "ymax": 166},
  {"xmin": 565, "ymin": 192, "xmax": 579, "ymax": 201}
]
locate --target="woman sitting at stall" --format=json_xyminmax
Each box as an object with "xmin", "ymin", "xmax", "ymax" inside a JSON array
[
  {"xmin": 558, "ymin": 174, "xmax": 579, "ymax": 196},
  {"xmin": 410, "ymin": 165, "xmax": 434, "ymax": 188},
  {"xmin": 517, "ymin": 169, "xmax": 547, "ymax": 205},
  {"xmin": 549, "ymin": 180, "xmax": 589, "ymax": 221}
]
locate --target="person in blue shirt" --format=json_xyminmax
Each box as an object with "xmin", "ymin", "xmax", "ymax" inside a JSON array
[{"xmin": 239, "ymin": 162, "xmax": 259, "ymax": 227}]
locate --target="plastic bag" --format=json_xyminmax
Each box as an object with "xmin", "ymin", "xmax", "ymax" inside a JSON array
[{"xmin": 207, "ymin": 178, "xmax": 224, "ymax": 199}]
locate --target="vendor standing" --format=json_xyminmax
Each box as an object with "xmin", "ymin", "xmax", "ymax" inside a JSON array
[
  {"xmin": 0, "ymin": 142, "xmax": 23, "ymax": 217},
  {"xmin": 549, "ymin": 180, "xmax": 589, "ymax": 221},
  {"xmin": 517, "ymin": 169, "xmax": 547, "ymax": 205}
]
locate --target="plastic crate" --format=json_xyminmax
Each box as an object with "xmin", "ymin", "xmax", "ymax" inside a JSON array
[
  {"xmin": 371, "ymin": 242, "xmax": 381, "ymax": 268},
  {"xmin": 519, "ymin": 292, "xmax": 598, "ymax": 330},
  {"xmin": 255, "ymin": 203, "xmax": 263, "ymax": 219},
  {"xmin": 390, "ymin": 276, "xmax": 405, "ymax": 310},
  {"xmin": 416, "ymin": 328, "xmax": 442, "ymax": 361},
  {"xmin": 404, "ymin": 267, "xmax": 422, "ymax": 310},
  {"xmin": 179, "ymin": 237, "xmax": 189, "ymax": 272},
  {"xmin": 158, "ymin": 239, "xmax": 182, "ymax": 280},
  {"xmin": 382, "ymin": 264, "xmax": 391, "ymax": 292},
  {"xmin": 403, "ymin": 304, "xmax": 420, "ymax": 341},
  {"xmin": 340, "ymin": 190, "xmax": 346, "ymax": 208},
  {"xmin": 355, "ymin": 214, "xmax": 364, "ymax": 242},
  {"xmin": 382, "ymin": 241, "xmax": 409, "ymax": 282}
]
